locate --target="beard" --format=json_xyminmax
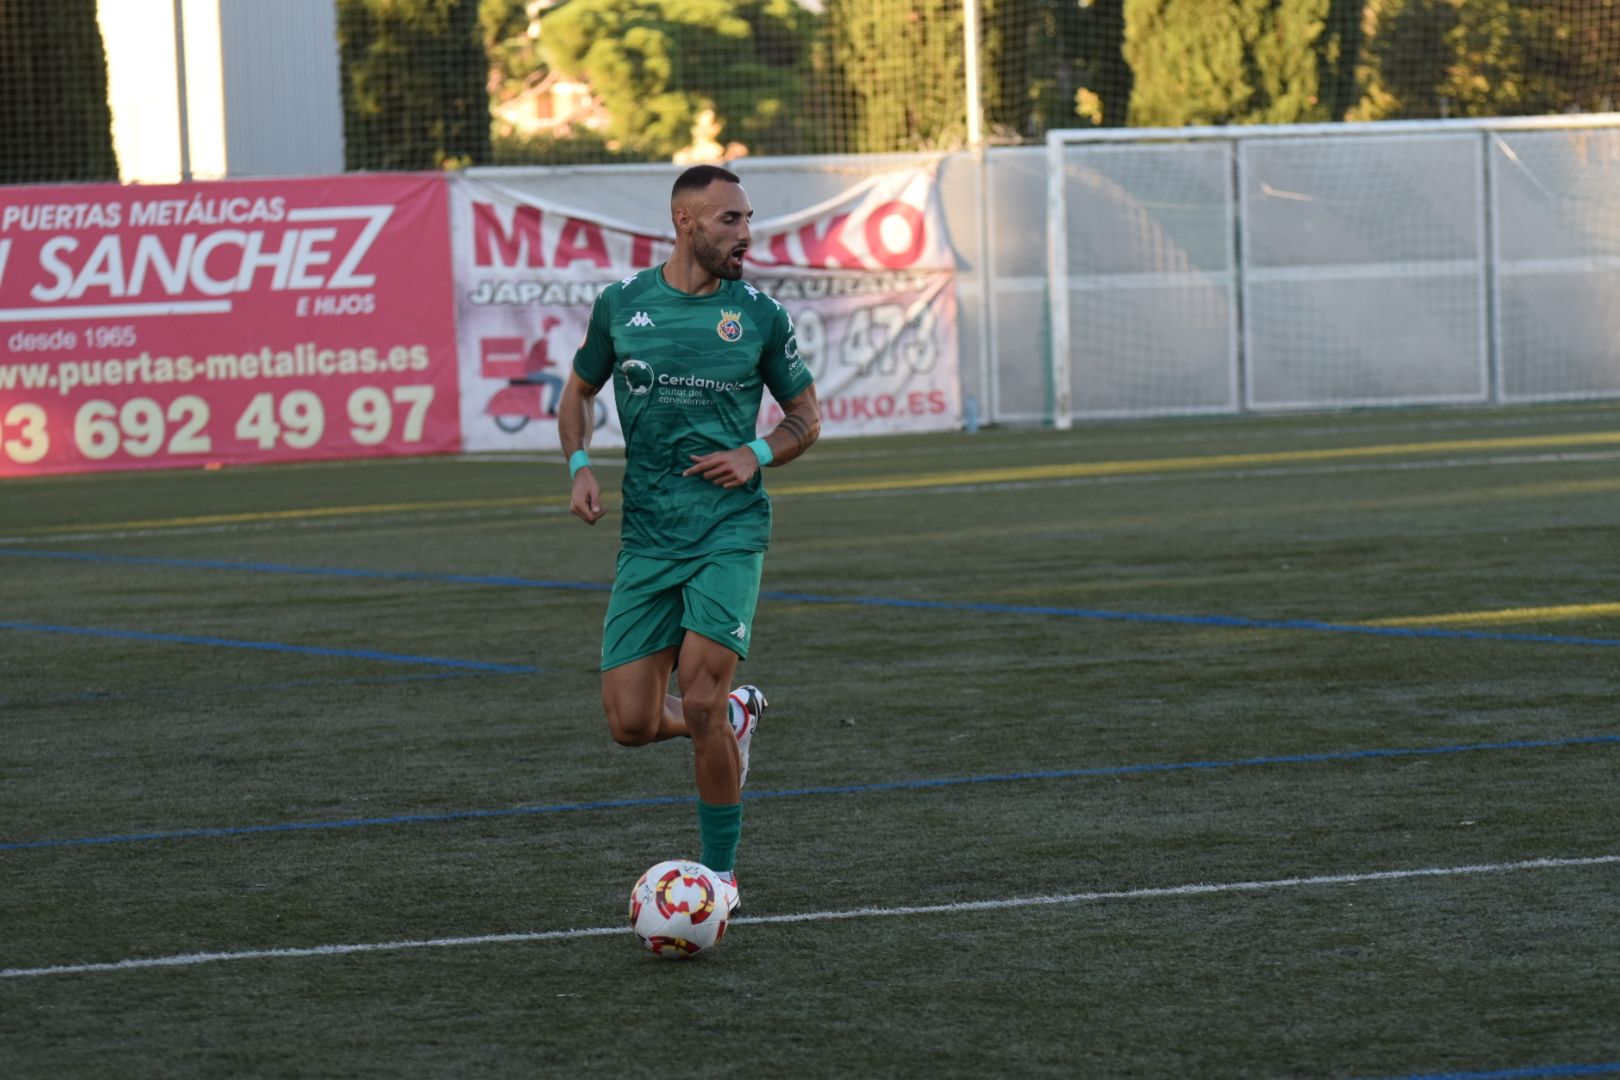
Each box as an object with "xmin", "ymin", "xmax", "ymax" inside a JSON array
[{"xmin": 693, "ymin": 230, "xmax": 746, "ymax": 280}]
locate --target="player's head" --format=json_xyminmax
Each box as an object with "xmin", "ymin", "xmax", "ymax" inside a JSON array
[{"xmin": 671, "ymin": 165, "xmax": 751, "ymax": 281}]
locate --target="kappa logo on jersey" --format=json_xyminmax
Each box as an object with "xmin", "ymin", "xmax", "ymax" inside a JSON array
[
  {"xmin": 621, "ymin": 358, "xmax": 655, "ymax": 396},
  {"xmin": 731, "ymin": 622, "xmax": 748, "ymax": 641},
  {"xmin": 716, "ymin": 310, "xmax": 744, "ymax": 342},
  {"xmin": 627, "ymin": 311, "xmax": 655, "ymax": 328}
]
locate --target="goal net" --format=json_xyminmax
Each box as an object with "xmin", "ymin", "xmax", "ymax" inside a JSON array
[{"xmin": 1045, "ymin": 116, "xmax": 1620, "ymax": 424}]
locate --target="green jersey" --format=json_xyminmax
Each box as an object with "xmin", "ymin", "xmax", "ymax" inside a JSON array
[{"xmin": 573, "ymin": 265, "xmax": 814, "ymax": 558}]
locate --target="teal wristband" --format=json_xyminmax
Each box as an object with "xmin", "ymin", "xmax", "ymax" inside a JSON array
[
  {"xmin": 746, "ymin": 438, "xmax": 774, "ymax": 467},
  {"xmin": 568, "ymin": 449, "xmax": 592, "ymax": 478}
]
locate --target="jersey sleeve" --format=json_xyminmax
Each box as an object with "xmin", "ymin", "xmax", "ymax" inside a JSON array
[
  {"xmin": 571, "ymin": 291, "xmax": 616, "ymax": 388},
  {"xmin": 759, "ymin": 301, "xmax": 815, "ymax": 403}
]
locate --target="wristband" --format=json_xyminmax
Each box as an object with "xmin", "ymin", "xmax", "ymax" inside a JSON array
[
  {"xmin": 746, "ymin": 438, "xmax": 774, "ymax": 467},
  {"xmin": 568, "ymin": 449, "xmax": 592, "ymax": 478}
]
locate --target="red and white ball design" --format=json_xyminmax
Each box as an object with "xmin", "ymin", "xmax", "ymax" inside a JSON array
[{"xmin": 629, "ymin": 859, "xmax": 729, "ymax": 959}]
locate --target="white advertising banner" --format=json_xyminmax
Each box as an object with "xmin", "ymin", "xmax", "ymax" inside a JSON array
[{"xmin": 449, "ymin": 167, "xmax": 959, "ymax": 450}]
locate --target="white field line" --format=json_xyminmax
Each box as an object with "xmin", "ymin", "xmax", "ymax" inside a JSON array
[{"xmin": 4, "ymin": 855, "xmax": 1614, "ymax": 980}]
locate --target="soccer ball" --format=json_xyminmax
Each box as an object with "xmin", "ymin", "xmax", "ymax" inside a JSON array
[{"xmin": 629, "ymin": 859, "xmax": 729, "ymax": 959}]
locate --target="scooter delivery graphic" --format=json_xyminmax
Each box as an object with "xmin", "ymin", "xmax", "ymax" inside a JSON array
[{"xmin": 481, "ymin": 317, "xmax": 606, "ymax": 433}]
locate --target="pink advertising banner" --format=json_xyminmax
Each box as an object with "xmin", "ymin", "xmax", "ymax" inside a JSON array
[
  {"xmin": 450, "ymin": 166, "xmax": 960, "ymax": 451},
  {"xmin": 0, "ymin": 174, "xmax": 460, "ymax": 476}
]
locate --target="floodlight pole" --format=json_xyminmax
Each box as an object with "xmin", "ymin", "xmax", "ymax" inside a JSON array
[
  {"xmin": 964, "ymin": 0, "xmax": 994, "ymax": 431},
  {"xmin": 172, "ymin": 0, "xmax": 192, "ymax": 182},
  {"xmin": 964, "ymin": 0, "xmax": 983, "ymax": 150}
]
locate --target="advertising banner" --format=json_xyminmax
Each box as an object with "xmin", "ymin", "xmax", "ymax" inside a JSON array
[
  {"xmin": 451, "ymin": 167, "xmax": 959, "ymax": 451},
  {"xmin": 0, "ymin": 175, "xmax": 459, "ymax": 476}
]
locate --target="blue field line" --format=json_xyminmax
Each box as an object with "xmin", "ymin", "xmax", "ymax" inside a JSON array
[
  {"xmin": 4, "ymin": 734, "xmax": 1614, "ymax": 853},
  {"xmin": 1359, "ymin": 1061, "xmax": 1620, "ymax": 1079},
  {"xmin": 0, "ymin": 548, "xmax": 611, "ymax": 593},
  {"xmin": 262, "ymin": 670, "xmax": 514, "ymax": 691},
  {"xmin": 0, "ymin": 669, "xmax": 510, "ymax": 710},
  {"xmin": 0, "ymin": 621, "xmax": 538, "ymax": 674},
  {"xmin": 5, "ymin": 547, "xmax": 1618, "ymax": 648}
]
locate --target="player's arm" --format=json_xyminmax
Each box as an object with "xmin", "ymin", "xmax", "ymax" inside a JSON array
[
  {"xmin": 758, "ymin": 384, "xmax": 820, "ymax": 467},
  {"xmin": 559, "ymin": 371, "xmax": 606, "ymax": 524},
  {"xmin": 683, "ymin": 384, "xmax": 820, "ymax": 489}
]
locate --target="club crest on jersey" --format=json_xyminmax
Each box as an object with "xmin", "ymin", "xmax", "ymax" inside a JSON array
[{"xmin": 716, "ymin": 310, "xmax": 744, "ymax": 342}]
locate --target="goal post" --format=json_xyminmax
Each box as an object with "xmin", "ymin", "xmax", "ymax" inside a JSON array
[
  {"xmin": 1045, "ymin": 115, "xmax": 1620, "ymax": 425},
  {"xmin": 1045, "ymin": 128, "xmax": 1239, "ymax": 425}
]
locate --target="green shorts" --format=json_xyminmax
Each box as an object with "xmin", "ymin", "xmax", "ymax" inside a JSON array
[{"xmin": 600, "ymin": 550, "xmax": 765, "ymax": 671}]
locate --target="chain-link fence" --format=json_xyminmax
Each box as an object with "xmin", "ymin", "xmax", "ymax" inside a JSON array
[{"xmin": 5, "ymin": 0, "xmax": 1620, "ymax": 183}]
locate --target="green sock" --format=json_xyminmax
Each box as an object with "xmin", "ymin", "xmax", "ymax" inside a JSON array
[{"xmin": 697, "ymin": 799, "xmax": 743, "ymax": 873}]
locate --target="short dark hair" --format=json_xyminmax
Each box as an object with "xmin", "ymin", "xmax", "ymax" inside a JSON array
[{"xmin": 672, "ymin": 164, "xmax": 741, "ymax": 200}]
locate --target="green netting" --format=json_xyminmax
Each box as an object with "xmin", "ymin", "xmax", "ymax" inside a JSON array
[
  {"xmin": 3, "ymin": 0, "xmax": 1619, "ymax": 181},
  {"xmin": 0, "ymin": 0, "xmax": 119, "ymax": 183}
]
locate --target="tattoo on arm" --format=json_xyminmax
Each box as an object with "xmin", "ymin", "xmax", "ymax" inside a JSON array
[{"xmin": 776, "ymin": 412, "xmax": 815, "ymax": 454}]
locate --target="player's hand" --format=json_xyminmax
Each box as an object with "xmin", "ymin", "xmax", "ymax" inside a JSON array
[
  {"xmin": 684, "ymin": 447, "xmax": 760, "ymax": 489},
  {"xmin": 570, "ymin": 471, "xmax": 606, "ymax": 524}
]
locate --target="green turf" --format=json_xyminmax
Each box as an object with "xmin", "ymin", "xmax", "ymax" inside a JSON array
[{"xmin": 3, "ymin": 403, "xmax": 1618, "ymax": 1078}]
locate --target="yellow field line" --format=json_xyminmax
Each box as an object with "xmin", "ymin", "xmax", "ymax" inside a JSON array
[
  {"xmin": 16, "ymin": 429, "xmax": 1620, "ymax": 536},
  {"xmin": 1364, "ymin": 602, "xmax": 1620, "ymax": 628},
  {"xmin": 770, "ymin": 430, "xmax": 1620, "ymax": 497},
  {"xmin": 14, "ymin": 495, "xmax": 556, "ymax": 536}
]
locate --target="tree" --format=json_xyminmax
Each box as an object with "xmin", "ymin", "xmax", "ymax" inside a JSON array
[
  {"xmin": 1355, "ymin": 0, "xmax": 1620, "ymax": 120},
  {"xmin": 0, "ymin": 0, "xmax": 118, "ymax": 183},
  {"xmin": 337, "ymin": 0, "xmax": 491, "ymax": 170},
  {"xmin": 981, "ymin": 0, "xmax": 1131, "ymax": 136},
  {"xmin": 1316, "ymin": 0, "xmax": 1366, "ymax": 121},
  {"xmin": 482, "ymin": 0, "xmax": 542, "ymax": 107},
  {"xmin": 1123, "ymin": 0, "xmax": 1332, "ymax": 127},
  {"xmin": 1070, "ymin": 0, "xmax": 1133, "ymax": 129},
  {"xmin": 818, "ymin": 0, "xmax": 1131, "ymax": 147},
  {"xmin": 537, "ymin": 0, "xmax": 818, "ymax": 160},
  {"xmin": 821, "ymin": 0, "xmax": 968, "ymax": 153}
]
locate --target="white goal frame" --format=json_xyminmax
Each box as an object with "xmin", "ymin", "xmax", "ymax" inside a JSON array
[{"xmin": 1045, "ymin": 114, "xmax": 1620, "ymax": 428}]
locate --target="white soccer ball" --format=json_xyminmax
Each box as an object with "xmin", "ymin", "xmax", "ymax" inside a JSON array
[{"xmin": 629, "ymin": 859, "xmax": 729, "ymax": 959}]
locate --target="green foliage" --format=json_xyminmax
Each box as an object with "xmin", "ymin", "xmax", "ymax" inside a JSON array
[
  {"xmin": 482, "ymin": 0, "xmax": 544, "ymax": 104},
  {"xmin": 536, "ymin": 0, "xmax": 817, "ymax": 160},
  {"xmin": 1071, "ymin": 0, "xmax": 1133, "ymax": 130},
  {"xmin": 490, "ymin": 129, "xmax": 645, "ymax": 165},
  {"xmin": 1316, "ymin": 0, "xmax": 1366, "ymax": 120},
  {"xmin": 0, "ymin": 0, "xmax": 118, "ymax": 182},
  {"xmin": 979, "ymin": 0, "xmax": 1130, "ymax": 136},
  {"xmin": 1356, "ymin": 0, "xmax": 1620, "ymax": 120},
  {"xmin": 1124, "ymin": 0, "xmax": 1332, "ymax": 127},
  {"xmin": 337, "ymin": 0, "xmax": 492, "ymax": 170},
  {"xmin": 824, "ymin": 0, "xmax": 967, "ymax": 153}
]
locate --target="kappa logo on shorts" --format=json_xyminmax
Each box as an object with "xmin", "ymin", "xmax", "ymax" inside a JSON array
[
  {"xmin": 731, "ymin": 622, "xmax": 748, "ymax": 640},
  {"xmin": 716, "ymin": 310, "xmax": 743, "ymax": 342}
]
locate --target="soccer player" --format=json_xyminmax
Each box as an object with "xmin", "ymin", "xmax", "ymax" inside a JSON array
[{"xmin": 557, "ymin": 164, "xmax": 821, "ymax": 915}]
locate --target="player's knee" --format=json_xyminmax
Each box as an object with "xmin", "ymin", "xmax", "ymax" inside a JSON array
[
  {"xmin": 603, "ymin": 700, "xmax": 658, "ymax": 747},
  {"xmin": 608, "ymin": 722, "xmax": 656, "ymax": 748},
  {"xmin": 679, "ymin": 685, "xmax": 727, "ymax": 740}
]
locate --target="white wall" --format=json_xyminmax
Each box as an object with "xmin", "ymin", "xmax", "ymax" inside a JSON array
[
  {"xmin": 98, "ymin": 0, "xmax": 343, "ymax": 183},
  {"xmin": 215, "ymin": 0, "xmax": 344, "ymax": 179},
  {"xmin": 99, "ymin": 0, "xmax": 185, "ymax": 183}
]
